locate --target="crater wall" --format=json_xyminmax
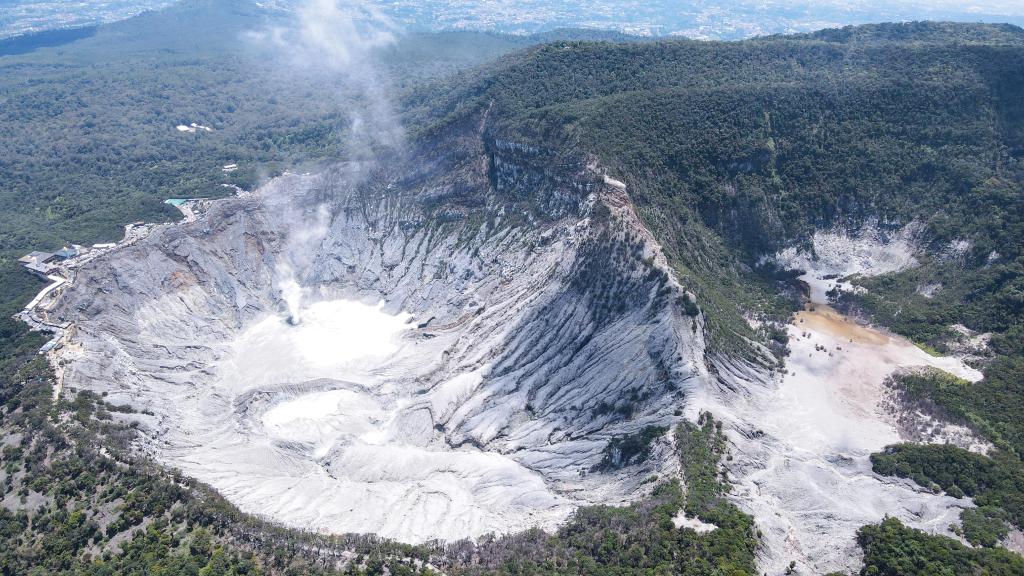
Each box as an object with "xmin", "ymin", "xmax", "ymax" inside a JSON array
[{"xmin": 50, "ymin": 132, "xmax": 703, "ymax": 542}]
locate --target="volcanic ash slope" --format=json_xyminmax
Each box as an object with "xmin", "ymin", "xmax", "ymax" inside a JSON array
[
  {"xmin": 691, "ymin": 228, "xmax": 986, "ymax": 575},
  {"xmin": 50, "ymin": 134, "xmax": 702, "ymax": 543}
]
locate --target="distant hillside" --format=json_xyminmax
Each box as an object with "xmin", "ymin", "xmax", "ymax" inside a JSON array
[{"xmin": 801, "ymin": 20, "xmax": 1024, "ymax": 44}]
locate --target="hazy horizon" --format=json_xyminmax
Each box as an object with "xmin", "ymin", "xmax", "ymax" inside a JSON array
[{"xmin": 3, "ymin": 0, "xmax": 1024, "ymax": 40}]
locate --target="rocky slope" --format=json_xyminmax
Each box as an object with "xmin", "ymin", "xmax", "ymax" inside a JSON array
[{"xmin": 48, "ymin": 119, "xmax": 701, "ymax": 543}]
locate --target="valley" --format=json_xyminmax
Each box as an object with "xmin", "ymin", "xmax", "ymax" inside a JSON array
[
  {"xmin": 18, "ymin": 123, "xmax": 1009, "ymax": 575},
  {"xmin": 697, "ymin": 242, "xmax": 988, "ymax": 572}
]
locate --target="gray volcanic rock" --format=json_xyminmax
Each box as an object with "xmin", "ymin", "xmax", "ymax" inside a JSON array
[{"xmin": 51, "ymin": 125, "xmax": 700, "ymax": 543}]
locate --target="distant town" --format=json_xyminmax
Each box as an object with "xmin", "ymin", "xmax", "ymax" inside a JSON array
[
  {"xmin": 0, "ymin": 0, "xmax": 175, "ymax": 39},
  {"xmin": 4, "ymin": 0, "xmax": 1023, "ymax": 42}
]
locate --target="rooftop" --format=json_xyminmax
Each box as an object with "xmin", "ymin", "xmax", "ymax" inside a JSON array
[{"xmin": 19, "ymin": 250, "xmax": 54, "ymax": 264}]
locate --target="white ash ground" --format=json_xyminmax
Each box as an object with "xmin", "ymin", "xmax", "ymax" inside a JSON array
[
  {"xmin": 171, "ymin": 297, "xmax": 574, "ymax": 543},
  {"xmin": 946, "ymin": 323, "xmax": 994, "ymax": 366},
  {"xmin": 772, "ymin": 224, "xmax": 921, "ymax": 302},
  {"xmin": 672, "ymin": 510, "xmax": 717, "ymax": 533},
  {"xmin": 693, "ymin": 226, "xmax": 987, "ymax": 574},
  {"xmin": 43, "ymin": 171, "xmax": 995, "ymax": 573}
]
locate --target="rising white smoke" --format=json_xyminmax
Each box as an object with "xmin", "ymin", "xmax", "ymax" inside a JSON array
[
  {"xmin": 247, "ymin": 1, "xmax": 404, "ymax": 323},
  {"xmin": 274, "ymin": 201, "xmax": 331, "ymax": 325},
  {"xmin": 278, "ymin": 273, "xmax": 305, "ymax": 325},
  {"xmin": 245, "ymin": 0, "xmax": 404, "ymax": 154},
  {"xmin": 294, "ymin": 0, "xmax": 398, "ymax": 67}
]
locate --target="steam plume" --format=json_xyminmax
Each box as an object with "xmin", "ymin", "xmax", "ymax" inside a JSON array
[
  {"xmin": 274, "ymin": 201, "xmax": 331, "ymax": 325},
  {"xmin": 248, "ymin": 1, "xmax": 405, "ymax": 323},
  {"xmin": 246, "ymin": 0, "xmax": 404, "ymax": 154}
]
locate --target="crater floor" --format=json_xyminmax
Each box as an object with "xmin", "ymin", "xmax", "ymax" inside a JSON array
[{"xmin": 170, "ymin": 298, "xmax": 576, "ymax": 543}]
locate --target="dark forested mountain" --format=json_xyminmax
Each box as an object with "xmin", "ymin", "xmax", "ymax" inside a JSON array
[{"xmin": 1, "ymin": 2, "xmax": 1023, "ymax": 573}]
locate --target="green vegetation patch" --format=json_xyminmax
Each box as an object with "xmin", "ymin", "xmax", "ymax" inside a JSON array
[
  {"xmin": 857, "ymin": 517, "xmax": 1024, "ymax": 576},
  {"xmin": 443, "ymin": 414, "xmax": 758, "ymax": 576},
  {"xmin": 594, "ymin": 425, "xmax": 668, "ymax": 471},
  {"xmin": 959, "ymin": 506, "xmax": 1013, "ymax": 548},
  {"xmin": 882, "ymin": 368, "xmax": 1024, "ymax": 460},
  {"xmin": 871, "ymin": 443, "xmax": 1024, "ymax": 545}
]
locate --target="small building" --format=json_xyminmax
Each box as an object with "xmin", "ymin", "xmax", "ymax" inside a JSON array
[
  {"xmin": 54, "ymin": 245, "xmax": 80, "ymax": 259},
  {"xmin": 18, "ymin": 251, "xmax": 56, "ymax": 265},
  {"xmin": 39, "ymin": 338, "xmax": 63, "ymax": 354},
  {"xmin": 19, "ymin": 251, "xmax": 59, "ymax": 277},
  {"xmin": 24, "ymin": 261, "xmax": 56, "ymax": 276}
]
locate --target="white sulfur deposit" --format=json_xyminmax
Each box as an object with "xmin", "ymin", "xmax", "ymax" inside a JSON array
[
  {"xmin": 690, "ymin": 228, "xmax": 985, "ymax": 574},
  {"xmin": 227, "ymin": 299, "xmax": 411, "ymax": 383},
  {"xmin": 672, "ymin": 510, "xmax": 717, "ymax": 533},
  {"xmin": 51, "ymin": 154, "xmax": 694, "ymax": 544},
  {"xmin": 774, "ymin": 224, "xmax": 921, "ymax": 302},
  {"xmin": 179, "ymin": 298, "xmax": 575, "ymax": 542}
]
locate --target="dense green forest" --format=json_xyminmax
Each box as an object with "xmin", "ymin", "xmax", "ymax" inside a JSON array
[
  {"xmin": 857, "ymin": 517, "xmax": 1024, "ymax": 576},
  {"xmin": 2, "ymin": 1, "xmax": 1024, "ymax": 573},
  {"xmin": 410, "ymin": 21, "xmax": 1024, "ymax": 353}
]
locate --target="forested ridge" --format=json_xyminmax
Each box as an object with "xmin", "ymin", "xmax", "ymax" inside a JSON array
[
  {"xmin": 410, "ymin": 22, "xmax": 1024, "ymax": 348},
  {"xmin": 2, "ymin": 3, "xmax": 1024, "ymax": 573}
]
